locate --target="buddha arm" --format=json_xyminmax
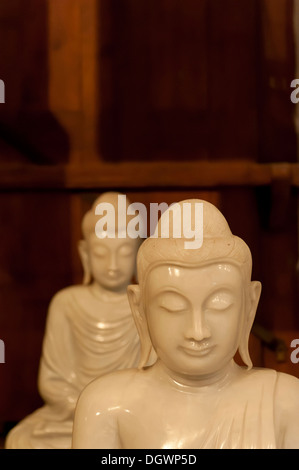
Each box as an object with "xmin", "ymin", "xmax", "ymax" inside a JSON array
[
  {"xmin": 37, "ymin": 290, "xmax": 79, "ymax": 415},
  {"xmin": 72, "ymin": 374, "xmax": 123, "ymax": 449},
  {"xmin": 275, "ymin": 372, "xmax": 299, "ymax": 449}
]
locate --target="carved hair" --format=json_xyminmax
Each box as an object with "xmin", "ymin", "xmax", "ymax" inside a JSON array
[{"xmin": 136, "ymin": 199, "xmax": 252, "ymax": 288}]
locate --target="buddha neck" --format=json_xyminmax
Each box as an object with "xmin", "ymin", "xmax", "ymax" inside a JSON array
[
  {"xmin": 153, "ymin": 358, "xmax": 241, "ymax": 393},
  {"xmin": 88, "ymin": 281, "xmax": 128, "ymax": 302}
]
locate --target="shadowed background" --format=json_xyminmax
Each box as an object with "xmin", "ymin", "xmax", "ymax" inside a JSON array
[{"xmin": 0, "ymin": 0, "xmax": 298, "ymax": 438}]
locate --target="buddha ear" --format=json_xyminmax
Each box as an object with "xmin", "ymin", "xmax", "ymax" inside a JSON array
[
  {"xmin": 127, "ymin": 284, "xmax": 153, "ymax": 369},
  {"xmin": 238, "ymin": 281, "xmax": 262, "ymax": 369},
  {"xmin": 249, "ymin": 281, "xmax": 262, "ymax": 316},
  {"xmin": 78, "ymin": 240, "xmax": 92, "ymax": 285}
]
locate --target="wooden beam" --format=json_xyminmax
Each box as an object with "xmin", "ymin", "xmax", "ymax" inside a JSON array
[{"xmin": 0, "ymin": 161, "xmax": 298, "ymax": 190}]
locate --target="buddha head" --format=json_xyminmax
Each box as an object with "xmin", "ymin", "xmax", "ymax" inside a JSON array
[
  {"xmin": 127, "ymin": 199, "xmax": 261, "ymax": 379},
  {"xmin": 78, "ymin": 192, "xmax": 142, "ymax": 294}
]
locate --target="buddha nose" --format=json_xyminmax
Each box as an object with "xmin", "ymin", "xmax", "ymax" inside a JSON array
[
  {"xmin": 107, "ymin": 252, "xmax": 119, "ymax": 273},
  {"xmin": 184, "ymin": 309, "xmax": 211, "ymax": 342}
]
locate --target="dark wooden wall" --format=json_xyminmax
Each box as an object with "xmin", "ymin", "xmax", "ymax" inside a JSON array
[
  {"xmin": 0, "ymin": 0, "xmax": 298, "ymax": 434},
  {"xmin": 99, "ymin": 0, "xmax": 260, "ymax": 161}
]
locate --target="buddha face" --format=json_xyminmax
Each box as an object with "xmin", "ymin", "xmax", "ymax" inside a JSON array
[
  {"xmin": 144, "ymin": 263, "xmax": 251, "ymax": 379},
  {"xmin": 82, "ymin": 234, "xmax": 139, "ymax": 292}
]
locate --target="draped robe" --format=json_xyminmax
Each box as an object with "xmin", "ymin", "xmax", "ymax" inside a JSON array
[{"xmin": 5, "ymin": 285, "xmax": 140, "ymax": 449}]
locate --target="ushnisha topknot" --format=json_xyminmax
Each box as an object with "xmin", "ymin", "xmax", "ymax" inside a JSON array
[
  {"xmin": 136, "ymin": 199, "xmax": 253, "ymax": 287},
  {"xmin": 81, "ymin": 192, "xmax": 134, "ymax": 240}
]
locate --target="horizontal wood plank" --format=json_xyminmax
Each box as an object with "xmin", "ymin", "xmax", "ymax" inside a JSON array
[{"xmin": 0, "ymin": 161, "xmax": 298, "ymax": 190}]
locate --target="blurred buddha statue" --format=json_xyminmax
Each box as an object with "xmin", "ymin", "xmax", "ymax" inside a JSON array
[
  {"xmin": 6, "ymin": 192, "xmax": 145, "ymax": 449},
  {"xmin": 72, "ymin": 199, "xmax": 299, "ymax": 449}
]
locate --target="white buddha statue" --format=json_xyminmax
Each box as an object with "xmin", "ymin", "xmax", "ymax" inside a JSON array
[
  {"xmin": 72, "ymin": 199, "xmax": 299, "ymax": 449},
  {"xmin": 6, "ymin": 192, "xmax": 144, "ymax": 449}
]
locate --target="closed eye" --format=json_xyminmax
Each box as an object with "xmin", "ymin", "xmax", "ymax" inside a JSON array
[
  {"xmin": 158, "ymin": 291, "xmax": 190, "ymax": 314},
  {"xmin": 118, "ymin": 244, "xmax": 134, "ymax": 256},
  {"xmin": 159, "ymin": 305, "xmax": 188, "ymax": 313},
  {"xmin": 204, "ymin": 290, "xmax": 234, "ymax": 311},
  {"xmin": 93, "ymin": 247, "xmax": 109, "ymax": 257}
]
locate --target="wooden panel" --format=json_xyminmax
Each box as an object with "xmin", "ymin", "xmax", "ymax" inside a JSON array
[
  {"xmin": 48, "ymin": 0, "xmax": 100, "ymax": 163},
  {"xmin": 99, "ymin": 0, "xmax": 259, "ymax": 161},
  {"xmin": 48, "ymin": 0, "xmax": 83, "ymax": 164},
  {"xmin": 0, "ymin": 0, "xmax": 70, "ymax": 164},
  {"xmin": 0, "ymin": 193, "xmax": 73, "ymax": 422},
  {"xmin": 0, "ymin": 0, "xmax": 100, "ymax": 164},
  {"xmin": 258, "ymin": 0, "xmax": 297, "ymax": 162},
  {"xmin": 0, "ymin": 0, "xmax": 296, "ymax": 165},
  {"xmin": 1, "ymin": 161, "xmax": 299, "ymax": 190}
]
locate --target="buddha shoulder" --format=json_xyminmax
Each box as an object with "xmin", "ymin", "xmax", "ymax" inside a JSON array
[
  {"xmin": 48, "ymin": 284, "xmax": 85, "ymax": 306},
  {"xmin": 75, "ymin": 368, "xmax": 139, "ymax": 413},
  {"xmin": 275, "ymin": 371, "xmax": 299, "ymax": 407}
]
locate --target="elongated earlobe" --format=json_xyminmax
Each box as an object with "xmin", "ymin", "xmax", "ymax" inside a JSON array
[
  {"xmin": 127, "ymin": 284, "xmax": 153, "ymax": 368},
  {"xmin": 238, "ymin": 281, "xmax": 262, "ymax": 369},
  {"xmin": 78, "ymin": 240, "xmax": 92, "ymax": 285}
]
